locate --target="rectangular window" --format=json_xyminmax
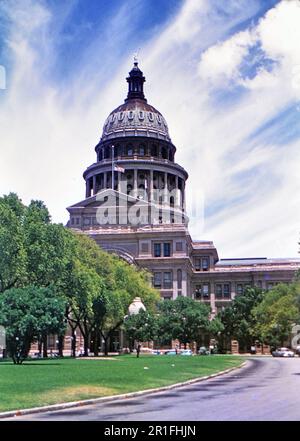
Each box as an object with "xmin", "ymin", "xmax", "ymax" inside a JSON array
[
  {"xmin": 141, "ymin": 243, "xmax": 149, "ymax": 253},
  {"xmin": 195, "ymin": 258, "xmax": 201, "ymax": 271},
  {"xmin": 154, "ymin": 243, "xmax": 161, "ymax": 257},
  {"xmin": 202, "ymin": 284, "xmax": 210, "ymax": 297},
  {"xmin": 223, "ymin": 284, "xmax": 230, "ymax": 298},
  {"xmin": 216, "ymin": 284, "xmax": 223, "ymax": 298},
  {"xmin": 163, "ymin": 272, "xmax": 172, "ymax": 289},
  {"xmin": 71, "ymin": 218, "xmax": 75, "ymax": 225},
  {"xmin": 176, "ymin": 242, "xmax": 183, "ymax": 252},
  {"xmin": 163, "ymin": 243, "xmax": 171, "ymax": 257},
  {"xmin": 195, "ymin": 284, "xmax": 201, "ymax": 298},
  {"xmin": 202, "ymin": 258, "xmax": 209, "ymax": 271},
  {"xmin": 153, "ymin": 272, "xmax": 162, "ymax": 288},
  {"xmin": 237, "ymin": 284, "xmax": 243, "ymax": 295},
  {"xmin": 76, "ymin": 218, "xmax": 80, "ymax": 225}
]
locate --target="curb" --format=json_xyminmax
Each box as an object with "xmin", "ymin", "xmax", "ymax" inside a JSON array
[{"xmin": 0, "ymin": 360, "xmax": 247, "ymax": 419}]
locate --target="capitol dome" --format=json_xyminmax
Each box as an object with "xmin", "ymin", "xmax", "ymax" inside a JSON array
[{"xmin": 101, "ymin": 62, "xmax": 171, "ymax": 142}]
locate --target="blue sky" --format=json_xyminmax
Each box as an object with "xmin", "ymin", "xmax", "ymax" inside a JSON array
[{"xmin": 0, "ymin": 0, "xmax": 300, "ymax": 258}]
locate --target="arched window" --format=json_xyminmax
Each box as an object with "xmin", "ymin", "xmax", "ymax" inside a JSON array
[
  {"xmin": 104, "ymin": 146, "xmax": 110, "ymax": 159},
  {"xmin": 127, "ymin": 145, "xmax": 133, "ymax": 156},
  {"xmin": 170, "ymin": 196, "xmax": 174, "ymax": 207},
  {"xmin": 162, "ymin": 147, "xmax": 168, "ymax": 159},
  {"xmin": 151, "ymin": 144, "xmax": 158, "ymax": 157},
  {"xmin": 127, "ymin": 184, "xmax": 133, "ymax": 195},
  {"xmin": 139, "ymin": 144, "xmax": 145, "ymax": 156}
]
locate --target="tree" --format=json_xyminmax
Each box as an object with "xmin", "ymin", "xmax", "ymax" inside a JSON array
[
  {"xmin": 124, "ymin": 310, "xmax": 158, "ymax": 350},
  {"xmin": 158, "ymin": 297, "xmax": 211, "ymax": 348},
  {"xmin": 67, "ymin": 260, "xmax": 104, "ymax": 356},
  {"xmin": 252, "ymin": 283, "xmax": 300, "ymax": 348},
  {"xmin": 0, "ymin": 286, "xmax": 66, "ymax": 364},
  {"xmin": 218, "ymin": 287, "xmax": 264, "ymax": 351},
  {"xmin": 0, "ymin": 194, "xmax": 27, "ymax": 293},
  {"xmin": 98, "ymin": 257, "xmax": 160, "ymax": 355}
]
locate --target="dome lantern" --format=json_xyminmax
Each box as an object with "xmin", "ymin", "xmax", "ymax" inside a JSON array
[{"xmin": 125, "ymin": 61, "xmax": 146, "ymax": 102}]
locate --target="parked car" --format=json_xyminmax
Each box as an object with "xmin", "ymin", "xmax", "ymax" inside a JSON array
[
  {"xmin": 272, "ymin": 347, "xmax": 295, "ymax": 357},
  {"xmin": 198, "ymin": 346, "xmax": 210, "ymax": 355},
  {"xmin": 151, "ymin": 350, "xmax": 161, "ymax": 355},
  {"xmin": 164, "ymin": 350, "xmax": 177, "ymax": 356},
  {"xmin": 181, "ymin": 349, "xmax": 193, "ymax": 356},
  {"xmin": 295, "ymin": 346, "xmax": 300, "ymax": 357}
]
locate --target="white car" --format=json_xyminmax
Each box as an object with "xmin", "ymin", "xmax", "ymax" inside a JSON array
[
  {"xmin": 272, "ymin": 347, "xmax": 295, "ymax": 357},
  {"xmin": 180, "ymin": 349, "xmax": 193, "ymax": 356}
]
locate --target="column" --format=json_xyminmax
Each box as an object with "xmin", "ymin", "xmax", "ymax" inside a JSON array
[
  {"xmin": 133, "ymin": 168, "xmax": 138, "ymax": 198},
  {"xmin": 150, "ymin": 169, "xmax": 154, "ymax": 202},
  {"xmin": 93, "ymin": 175, "xmax": 97, "ymax": 195},
  {"xmin": 173, "ymin": 268, "xmax": 178, "ymax": 299},
  {"xmin": 104, "ymin": 172, "xmax": 107, "ymax": 189},
  {"xmin": 175, "ymin": 175, "xmax": 179, "ymax": 206},
  {"xmin": 118, "ymin": 171, "xmax": 121, "ymax": 192},
  {"xmin": 181, "ymin": 270, "xmax": 187, "ymax": 297},
  {"xmin": 182, "ymin": 180, "xmax": 186, "ymax": 212},
  {"xmin": 210, "ymin": 282, "xmax": 216, "ymax": 317},
  {"xmin": 86, "ymin": 178, "xmax": 91, "ymax": 198},
  {"xmin": 164, "ymin": 172, "xmax": 168, "ymax": 204}
]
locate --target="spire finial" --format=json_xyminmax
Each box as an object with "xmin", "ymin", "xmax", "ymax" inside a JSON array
[{"xmin": 133, "ymin": 48, "xmax": 140, "ymax": 67}]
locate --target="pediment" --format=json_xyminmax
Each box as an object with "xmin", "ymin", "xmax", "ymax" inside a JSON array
[{"xmin": 67, "ymin": 189, "xmax": 151, "ymax": 211}]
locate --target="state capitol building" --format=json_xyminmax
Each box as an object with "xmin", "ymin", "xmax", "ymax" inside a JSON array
[{"xmin": 67, "ymin": 62, "xmax": 300, "ymax": 317}]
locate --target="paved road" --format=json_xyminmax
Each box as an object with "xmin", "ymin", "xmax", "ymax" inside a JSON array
[{"xmin": 6, "ymin": 357, "xmax": 300, "ymax": 421}]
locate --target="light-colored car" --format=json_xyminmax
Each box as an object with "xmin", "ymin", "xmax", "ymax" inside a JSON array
[
  {"xmin": 164, "ymin": 350, "xmax": 177, "ymax": 355},
  {"xmin": 198, "ymin": 346, "xmax": 210, "ymax": 355},
  {"xmin": 272, "ymin": 347, "xmax": 295, "ymax": 357},
  {"xmin": 180, "ymin": 349, "xmax": 193, "ymax": 356}
]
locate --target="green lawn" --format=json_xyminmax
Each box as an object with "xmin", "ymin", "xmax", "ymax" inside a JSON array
[{"xmin": 0, "ymin": 355, "xmax": 243, "ymax": 412}]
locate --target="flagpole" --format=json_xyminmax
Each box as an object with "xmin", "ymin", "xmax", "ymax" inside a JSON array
[{"xmin": 111, "ymin": 145, "xmax": 114, "ymax": 190}]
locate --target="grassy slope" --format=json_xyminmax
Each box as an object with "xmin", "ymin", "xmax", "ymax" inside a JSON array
[{"xmin": 0, "ymin": 355, "xmax": 243, "ymax": 412}]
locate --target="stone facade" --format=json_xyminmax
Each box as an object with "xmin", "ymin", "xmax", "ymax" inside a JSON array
[{"xmin": 67, "ymin": 62, "xmax": 300, "ymax": 319}]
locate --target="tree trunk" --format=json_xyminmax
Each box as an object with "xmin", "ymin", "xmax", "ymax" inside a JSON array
[
  {"xmin": 83, "ymin": 334, "xmax": 89, "ymax": 356},
  {"xmin": 43, "ymin": 335, "xmax": 48, "ymax": 358},
  {"xmin": 58, "ymin": 335, "xmax": 64, "ymax": 357},
  {"xmin": 38, "ymin": 338, "xmax": 42, "ymax": 357},
  {"xmin": 2, "ymin": 348, "xmax": 7, "ymax": 359},
  {"xmin": 71, "ymin": 328, "xmax": 77, "ymax": 358},
  {"xmin": 103, "ymin": 337, "xmax": 109, "ymax": 356},
  {"xmin": 94, "ymin": 330, "xmax": 100, "ymax": 357}
]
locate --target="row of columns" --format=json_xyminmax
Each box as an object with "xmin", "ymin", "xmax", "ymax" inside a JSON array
[{"xmin": 86, "ymin": 170, "xmax": 186, "ymax": 210}]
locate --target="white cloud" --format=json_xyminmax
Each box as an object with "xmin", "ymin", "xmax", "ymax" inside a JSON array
[{"xmin": 198, "ymin": 29, "xmax": 256, "ymax": 86}]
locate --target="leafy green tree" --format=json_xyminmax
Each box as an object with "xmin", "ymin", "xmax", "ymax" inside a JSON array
[
  {"xmin": 24, "ymin": 201, "xmax": 73, "ymax": 289},
  {"xmin": 124, "ymin": 310, "xmax": 158, "ymax": 350},
  {"xmin": 158, "ymin": 297, "xmax": 211, "ymax": 348},
  {"xmin": 0, "ymin": 194, "xmax": 27, "ymax": 293},
  {"xmin": 67, "ymin": 260, "xmax": 104, "ymax": 356},
  {"xmin": 0, "ymin": 286, "xmax": 66, "ymax": 364},
  {"xmin": 218, "ymin": 287, "xmax": 264, "ymax": 351},
  {"xmin": 252, "ymin": 283, "xmax": 300, "ymax": 348},
  {"xmin": 98, "ymin": 258, "xmax": 160, "ymax": 355}
]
